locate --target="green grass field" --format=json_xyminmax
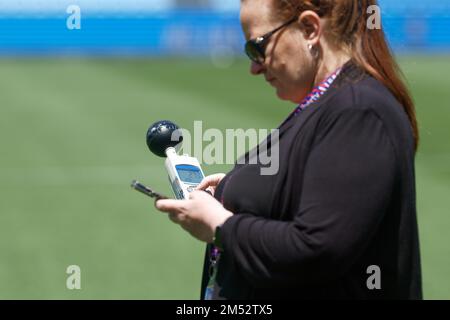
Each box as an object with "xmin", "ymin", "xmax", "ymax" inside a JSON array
[{"xmin": 0, "ymin": 56, "xmax": 449, "ymax": 299}]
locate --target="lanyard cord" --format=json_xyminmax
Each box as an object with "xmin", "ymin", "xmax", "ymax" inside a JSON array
[{"xmin": 294, "ymin": 67, "xmax": 342, "ymax": 115}]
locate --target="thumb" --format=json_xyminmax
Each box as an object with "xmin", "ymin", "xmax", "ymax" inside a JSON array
[{"xmin": 196, "ymin": 173, "xmax": 225, "ymax": 190}]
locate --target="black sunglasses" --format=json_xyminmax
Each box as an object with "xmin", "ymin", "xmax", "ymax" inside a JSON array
[{"xmin": 244, "ymin": 17, "xmax": 298, "ymax": 64}]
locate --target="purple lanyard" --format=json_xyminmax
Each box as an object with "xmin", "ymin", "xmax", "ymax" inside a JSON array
[
  {"xmin": 280, "ymin": 67, "xmax": 342, "ymax": 127},
  {"xmin": 204, "ymin": 195, "xmax": 225, "ymax": 299},
  {"xmin": 209, "ymin": 191, "xmax": 225, "ymax": 267},
  {"xmin": 207, "ymin": 179, "xmax": 228, "ymax": 285},
  {"xmin": 295, "ymin": 67, "xmax": 342, "ymax": 114}
]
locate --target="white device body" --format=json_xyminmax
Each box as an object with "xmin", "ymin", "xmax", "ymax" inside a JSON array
[{"xmin": 164, "ymin": 147, "xmax": 205, "ymax": 199}]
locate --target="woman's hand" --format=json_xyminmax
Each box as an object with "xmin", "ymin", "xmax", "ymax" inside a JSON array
[
  {"xmin": 155, "ymin": 190, "xmax": 233, "ymax": 243},
  {"xmin": 195, "ymin": 173, "xmax": 226, "ymax": 196}
]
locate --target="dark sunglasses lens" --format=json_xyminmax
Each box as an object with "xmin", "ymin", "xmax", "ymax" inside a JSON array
[{"xmin": 245, "ymin": 41, "xmax": 264, "ymax": 64}]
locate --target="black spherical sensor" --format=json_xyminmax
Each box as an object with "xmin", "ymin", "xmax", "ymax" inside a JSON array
[{"xmin": 146, "ymin": 120, "xmax": 183, "ymax": 157}]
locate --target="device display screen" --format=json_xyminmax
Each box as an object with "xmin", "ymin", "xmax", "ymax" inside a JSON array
[{"xmin": 176, "ymin": 164, "xmax": 203, "ymax": 184}]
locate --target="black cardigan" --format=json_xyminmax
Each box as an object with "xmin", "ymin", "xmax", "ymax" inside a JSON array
[{"xmin": 200, "ymin": 61, "xmax": 422, "ymax": 299}]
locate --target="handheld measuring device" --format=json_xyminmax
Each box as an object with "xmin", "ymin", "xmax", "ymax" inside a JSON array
[
  {"xmin": 164, "ymin": 147, "xmax": 206, "ymax": 199},
  {"xmin": 129, "ymin": 120, "xmax": 206, "ymax": 200}
]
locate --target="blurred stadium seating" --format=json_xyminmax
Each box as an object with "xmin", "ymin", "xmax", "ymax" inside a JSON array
[{"xmin": 0, "ymin": 0, "xmax": 449, "ymax": 56}]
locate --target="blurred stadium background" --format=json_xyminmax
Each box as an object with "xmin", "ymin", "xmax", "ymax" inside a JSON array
[{"xmin": 0, "ymin": 0, "xmax": 449, "ymax": 299}]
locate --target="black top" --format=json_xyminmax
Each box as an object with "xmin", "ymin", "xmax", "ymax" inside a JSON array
[{"xmin": 200, "ymin": 61, "xmax": 422, "ymax": 299}]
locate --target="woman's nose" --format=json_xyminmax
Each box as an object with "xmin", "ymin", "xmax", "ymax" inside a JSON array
[{"xmin": 250, "ymin": 61, "xmax": 265, "ymax": 75}]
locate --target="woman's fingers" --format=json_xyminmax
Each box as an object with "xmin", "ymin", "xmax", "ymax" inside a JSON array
[
  {"xmin": 196, "ymin": 173, "xmax": 226, "ymax": 191},
  {"xmin": 155, "ymin": 199, "xmax": 189, "ymax": 225},
  {"xmin": 155, "ymin": 198, "xmax": 185, "ymax": 213}
]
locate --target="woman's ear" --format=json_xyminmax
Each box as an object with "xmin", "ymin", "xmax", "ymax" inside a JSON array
[{"xmin": 297, "ymin": 10, "xmax": 322, "ymax": 46}]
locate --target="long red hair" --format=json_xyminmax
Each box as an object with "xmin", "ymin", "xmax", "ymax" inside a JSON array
[{"xmin": 274, "ymin": 0, "xmax": 419, "ymax": 151}]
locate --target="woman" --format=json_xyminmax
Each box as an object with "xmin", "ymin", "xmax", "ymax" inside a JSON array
[{"xmin": 156, "ymin": 0, "xmax": 422, "ymax": 299}]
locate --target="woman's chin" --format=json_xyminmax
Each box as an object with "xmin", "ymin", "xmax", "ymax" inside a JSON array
[
  {"xmin": 274, "ymin": 86, "xmax": 306, "ymax": 104},
  {"xmin": 275, "ymin": 88, "xmax": 295, "ymax": 103}
]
